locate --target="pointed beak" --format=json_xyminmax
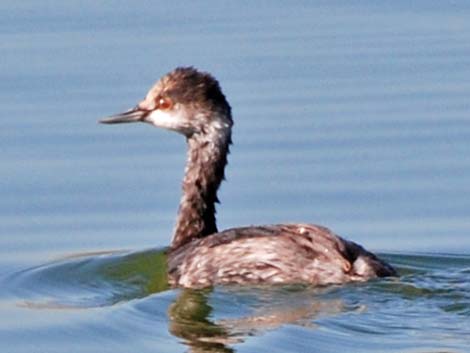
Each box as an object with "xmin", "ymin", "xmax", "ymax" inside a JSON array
[{"xmin": 99, "ymin": 107, "xmax": 148, "ymax": 124}]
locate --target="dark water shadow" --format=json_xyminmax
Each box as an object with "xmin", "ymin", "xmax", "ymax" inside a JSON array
[{"xmin": 1, "ymin": 248, "xmax": 170, "ymax": 307}]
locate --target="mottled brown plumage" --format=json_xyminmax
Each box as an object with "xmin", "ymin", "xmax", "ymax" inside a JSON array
[
  {"xmin": 101, "ymin": 67, "xmax": 396, "ymax": 288},
  {"xmin": 168, "ymin": 224, "xmax": 395, "ymax": 287}
]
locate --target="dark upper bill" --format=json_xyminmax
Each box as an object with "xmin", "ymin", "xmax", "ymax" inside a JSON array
[{"xmin": 99, "ymin": 107, "xmax": 147, "ymax": 124}]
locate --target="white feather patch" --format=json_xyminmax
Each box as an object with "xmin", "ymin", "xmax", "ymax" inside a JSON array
[{"xmin": 146, "ymin": 108, "xmax": 188, "ymax": 132}]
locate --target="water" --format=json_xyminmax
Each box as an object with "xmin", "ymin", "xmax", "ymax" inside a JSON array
[
  {"xmin": 1, "ymin": 251, "xmax": 469, "ymax": 352},
  {"xmin": 1, "ymin": 1, "xmax": 470, "ymax": 352}
]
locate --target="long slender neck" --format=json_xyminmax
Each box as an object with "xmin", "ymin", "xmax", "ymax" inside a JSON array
[{"xmin": 171, "ymin": 122, "xmax": 231, "ymax": 249}]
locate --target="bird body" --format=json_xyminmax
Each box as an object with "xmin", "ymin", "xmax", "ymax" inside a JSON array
[
  {"xmin": 168, "ymin": 224, "xmax": 395, "ymax": 288},
  {"xmin": 101, "ymin": 67, "xmax": 396, "ymax": 288}
]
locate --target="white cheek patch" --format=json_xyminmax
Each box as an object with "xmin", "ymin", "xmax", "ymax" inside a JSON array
[{"xmin": 146, "ymin": 108, "xmax": 188, "ymax": 132}]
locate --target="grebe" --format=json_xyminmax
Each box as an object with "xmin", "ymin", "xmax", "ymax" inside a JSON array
[{"xmin": 101, "ymin": 67, "xmax": 396, "ymax": 287}]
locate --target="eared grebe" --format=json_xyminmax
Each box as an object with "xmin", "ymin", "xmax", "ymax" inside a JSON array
[{"xmin": 101, "ymin": 67, "xmax": 396, "ymax": 287}]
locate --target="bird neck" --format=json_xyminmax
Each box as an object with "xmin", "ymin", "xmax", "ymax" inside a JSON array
[{"xmin": 171, "ymin": 122, "xmax": 231, "ymax": 249}]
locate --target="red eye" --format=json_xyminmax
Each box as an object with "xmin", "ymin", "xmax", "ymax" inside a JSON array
[{"xmin": 158, "ymin": 97, "xmax": 173, "ymax": 110}]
